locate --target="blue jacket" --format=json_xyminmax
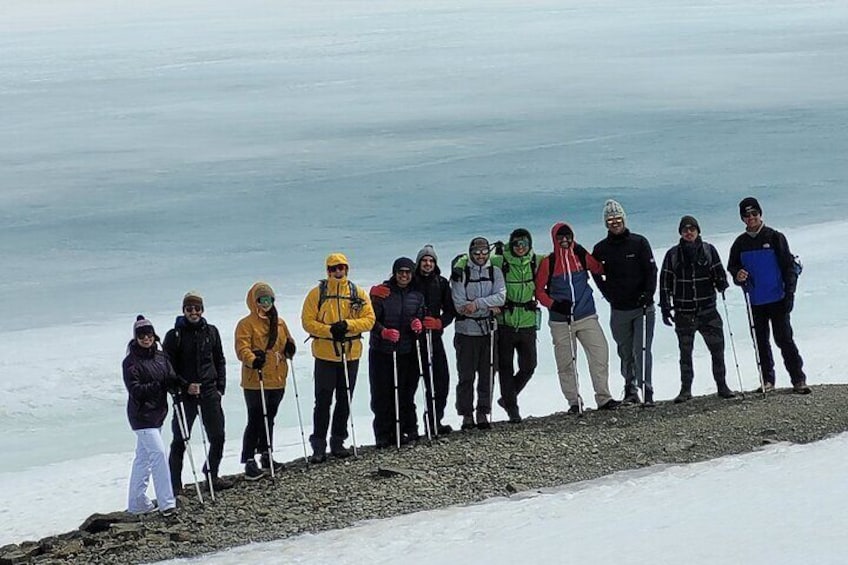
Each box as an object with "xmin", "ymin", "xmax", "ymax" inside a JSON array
[{"xmin": 727, "ymin": 225, "xmax": 796, "ymax": 306}]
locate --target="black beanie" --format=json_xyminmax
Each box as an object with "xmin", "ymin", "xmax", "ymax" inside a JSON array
[
  {"xmin": 469, "ymin": 237, "xmax": 490, "ymax": 254},
  {"xmin": 739, "ymin": 197, "xmax": 762, "ymax": 217},
  {"xmin": 509, "ymin": 228, "xmax": 532, "ymax": 248},
  {"xmin": 678, "ymin": 215, "xmax": 700, "ymax": 234},
  {"xmin": 392, "ymin": 257, "xmax": 415, "ymax": 273}
]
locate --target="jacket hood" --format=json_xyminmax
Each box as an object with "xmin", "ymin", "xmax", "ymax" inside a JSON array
[
  {"xmin": 325, "ymin": 253, "xmax": 350, "ymax": 270},
  {"xmin": 246, "ymin": 281, "xmax": 275, "ymax": 316},
  {"xmin": 550, "ymin": 222, "xmax": 575, "ymax": 247}
]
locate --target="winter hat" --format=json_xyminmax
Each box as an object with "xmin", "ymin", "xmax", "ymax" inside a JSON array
[
  {"xmin": 739, "ymin": 197, "xmax": 762, "ymax": 217},
  {"xmin": 509, "ymin": 228, "xmax": 532, "ymax": 248},
  {"xmin": 392, "ymin": 257, "xmax": 416, "ymax": 273},
  {"xmin": 416, "ymin": 244, "xmax": 438, "ymax": 266},
  {"xmin": 602, "ymin": 199, "xmax": 627, "ymax": 225},
  {"xmin": 254, "ymin": 282, "xmax": 275, "ymax": 300},
  {"xmin": 182, "ymin": 291, "xmax": 204, "ymax": 310},
  {"xmin": 469, "ymin": 237, "xmax": 490, "ymax": 254},
  {"xmin": 678, "ymin": 215, "xmax": 700, "ymax": 234},
  {"xmin": 325, "ymin": 252, "xmax": 349, "ymax": 270},
  {"xmin": 133, "ymin": 315, "xmax": 155, "ymax": 337}
]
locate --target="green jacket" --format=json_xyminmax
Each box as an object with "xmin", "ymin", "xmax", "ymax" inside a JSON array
[{"xmin": 490, "ymin": 249, "xmax": 544, "ymax": 329}]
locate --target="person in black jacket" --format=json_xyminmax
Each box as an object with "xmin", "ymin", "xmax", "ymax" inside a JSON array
[
  {"xmin": 368, "ymin": 258, "xmax": 426, "ymax": 447},
  {"xmin": 411, "ymin": 245, "xmax": 455, "ymax": 434},
  {"xmin": 660, "ymin": 216, "xmax": 736, "ymax": 403},
  {"xmin": 123, "ymin": 316, "xmax": 178, "ymax": 517},
  {"xmin": 163, "ymin": 292, "xmax": 233, "ymax": 494},
  {"xmin": 592, "ymin": 200, "xmax": 658, "ymax": 405},
  {"xmin": 727, "ymin": 197, "xmax": 809, "ymax": 394}
]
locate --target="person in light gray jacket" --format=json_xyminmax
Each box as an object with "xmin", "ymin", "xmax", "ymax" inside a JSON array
[{"xmin": 450, "ymin": 237, "xmax": 506, "ymax": 430}]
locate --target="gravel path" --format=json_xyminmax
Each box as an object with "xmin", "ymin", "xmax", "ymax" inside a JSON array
[{"xmin": 4, "ymin": 385, "xmax": 846, "ymax": 564}]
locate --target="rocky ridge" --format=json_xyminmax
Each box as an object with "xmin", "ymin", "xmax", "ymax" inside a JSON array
[{"xmin": 2, "ymin": 385, "xmax": 846, "ymax": 564}]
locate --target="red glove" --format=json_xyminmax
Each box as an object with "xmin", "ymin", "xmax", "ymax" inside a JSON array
[
  {"xmin": 370, "ymin": 284, "xmax": 390, "ymax": 299},
  {"xmin": 410, "ymin": 318, "xmax": 423, "ymax": 333},
  {"xmin": 380, "ymin": 328, "xmax": 400, "ymax": 343},
  {"xmin": 423, "ymin": 316, "xmax": 442, "ymax": 331}
]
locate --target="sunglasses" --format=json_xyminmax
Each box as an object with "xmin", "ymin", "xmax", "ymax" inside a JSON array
[
  {"xmin": 184, "ymin": 305, "xmax": 203, "ymax": 313},
  {"xmin": 257, "ymin": 296, "xmax": 275, "ymax": 306},
  {"xmin": 396, "ymin": 269, "xmax": 413, "ymax": 276},
  {"xmin": 136, "ymin": 331, "xmax": 155, "ymax": 340},
  {"xmin": 511, "ymin": 239, "xmax": 529, "ymax": 248},
  {"xmin": 742, "ymin": 211, "xmax": 760, "ymax": 218},
  {"xmin": 681, "ymin": 226, "xmax": 698, "ymax": 233},
  {"xmin": 605, "ymin": 217, "xmax": 624, "ymax": 225},
  {"xmin": 327, "ymin": 264, "xmax": 347, "ymax": 273},
  {"xmin": 471, "ymin": 249, "xmax": 490, "ymax": 257}
]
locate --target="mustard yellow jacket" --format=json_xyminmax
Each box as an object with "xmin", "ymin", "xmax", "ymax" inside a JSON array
[
  {"xmin": 301, "ymin": 253, "xmax": 375, "ymax": 362},
  {"xmin": 235, "ymin": 282, "xmax": 294, "ymax": 390}
]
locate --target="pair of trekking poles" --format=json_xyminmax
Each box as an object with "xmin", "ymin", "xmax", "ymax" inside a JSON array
[
  {"xmin": 171, "ymin": 391, "xmax": 214, "ymax": 503},
  {"xmin": 389, "ymin": 326, "xmax": 441, "ymax": 450}
]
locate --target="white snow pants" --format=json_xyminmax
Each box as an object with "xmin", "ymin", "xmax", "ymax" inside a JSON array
[{"xmin": 127, "ymin": 427, "xmax": 176, "ymax": 514}]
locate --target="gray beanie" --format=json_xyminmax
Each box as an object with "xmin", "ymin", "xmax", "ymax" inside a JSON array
[
  {"xmin": 603, "ymin": 199, "xmax": 627, "ymax": 225},
  {"xmin": 416, "ymin": 244, "xmax": 438, "ymax": 266},
  {"xmin": 133, "ymin": 315, "xmax": 155, "ymax": 337}
]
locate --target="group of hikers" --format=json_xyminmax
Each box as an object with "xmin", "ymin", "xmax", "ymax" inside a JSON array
[{"xmin": 121, "ymin": 196, "xmax": 810, "ymax": 516}]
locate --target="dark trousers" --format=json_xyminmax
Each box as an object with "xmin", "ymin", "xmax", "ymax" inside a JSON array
[
  {"xmin": 674, "ymin": 308, "xmax": 726, "ymax": 386},
  {"xmin": 369, "ymin": 348, "xmax": 419, "ymax": 444},
  {"xmin": 455, "ymin": 333, "xmax": 496, "ymax": 416},
  {"xmin": 751, "ymin": 301, "xmax": 806, "ymax": 384},
  {"xmin": 169, "ymin": 393, "xmax": 225, "ymax": 487},
  {"xmin": 240, "ymin": 388, "xmax": 284, "ymax": 463},
  {"xmin": 310, "ymin": 358, "xmax": 358, "ymax": 452},
  {"xmin": 419, "ymin": 332, "xmax": 450, "ymax": 427},
  {"xmin": 497, "ymin": 327, "xmax": 537, "ymax": 410}
]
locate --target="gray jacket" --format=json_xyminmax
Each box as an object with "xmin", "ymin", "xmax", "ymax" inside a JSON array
[{"xmin": 450, "ymin": 258, "xmax": 506, "ymax": 336}]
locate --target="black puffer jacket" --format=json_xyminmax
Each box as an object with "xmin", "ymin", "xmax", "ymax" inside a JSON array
[
  {"xmin": 370, "ymin": 277, "xmax": 425, "ymax": 355},
  {"xmin": 163, "ymin": 317, "xmax": 226, "ymax": 397},
  {"xmin": 411, "ymin": 264, "xmax": 455, "ymax": 335},
  {"xmin": 592, "ymin": 229, "xmax": 658, "ymax": 310},
  {"xmin": 122, "ymin": 341, "xmax": 176, "ymax": 430}
]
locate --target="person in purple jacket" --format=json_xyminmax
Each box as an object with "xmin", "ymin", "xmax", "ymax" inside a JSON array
[{"xmin": 122, "ymin": 315, "xmax": 178, "ymax": 517}]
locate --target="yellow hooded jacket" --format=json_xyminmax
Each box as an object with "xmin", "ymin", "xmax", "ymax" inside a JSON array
[
  {"xmin": 301, "ymin": 253, "xmax": 376, "ymax": 362},
  {"xmin": 235, "ymin": 282, "xmax": 294, "ymax": 390}
]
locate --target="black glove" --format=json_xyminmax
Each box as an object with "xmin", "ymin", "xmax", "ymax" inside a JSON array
[
  {"xmin": 284, "ymin": 339, "xmax": 296, "ymax": 359},
  {"xmin": 251, "ymin": 349, "xmax": 266, "ymax": 370},
  {"xmin": 493, "ymin": 241, "xmax": 504, "ymax": 255},
  {"xmin": 637, "ymin": 292, "xmax": 652, "ymax": 307},
  {"xmin": 330, "ymin": 320, "xmax": 349, "ymax": 342},
  {"xmin": 661, "ymin": 308, "xmax": 675, "ymax": 327},
  {"xmin": 551, "ymin": 300, "xmax": 573, "ymax": 318},
  {"xmin": 784, "ymin": 292, "xmax": 794, "ymax": 313}
]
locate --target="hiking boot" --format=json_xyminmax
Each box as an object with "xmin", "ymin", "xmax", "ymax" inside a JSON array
[
  {"xmin": 210, "ymin": 474, "xmax": 235, "ymax": 491},
  {"xmin": 567, "ymin": 404, "xmax": 581, "ymax": 415},
  {"xmin": 243, "ymin": 460, "xmax": 265, "ymax": 481},
  {"xmin": 756, "ymin": 382, "xmax": 775, "ymax": 393},
  {"xmin": 598, "ymin": 399, "xmax": 621, "ymax": 411},
  {"xmin": 507, "ymin": 406, "xmax": 522, "ymax": 424},
  {"xmin": 436, "ymin": 422, "xmax": 453, "ymax": 435},
  {"xmin": 330, "ymin": 439, "xmax": 352, "ymax": 458},
  {"xmin": 310, "ymin": 450, "xmax": 328, "ymax": 464},
  {"xmin": 375, "ymin": 438, "xmax": 393, "ymax": 450},
  {"xmin": 400, "ymin": 432, "xmax": 420, "ymax": 445},
  {"xmin": 674, "ymin": 384, "xmax": 693, "ymax": 404},
  {"xmin": 461, "ymin": 415, "xmax": 476, "ymax": 430},
  {"xmin": 160, "ymin": 507, "xmax": 178, "ymax": 518},
  {"xmin": 622, "ymin": 386, "xmax": 640, "ymax": 405},
  {"xmin": 792, "ymin": 381, "xmax": 812, "ymax": 395},
  {"xmin": 643, "ymin": 386, "xmax": 655, "ymax": 407},
  {"xmin": 476, "ymin": 413, "xmax": 491, "ymax": 430},
  {"xmin": 260, "ymin": 454, "xmax": 286, "ymax": 473},
  {"xmin": 717, "ymin": 383, "xmax": 736, "ymax": 399}
]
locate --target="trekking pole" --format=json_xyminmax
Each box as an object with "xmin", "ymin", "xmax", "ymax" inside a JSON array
[
  {"xmin": 565, "ymin": 248, "xmax": 583, "ymax": 415},
  {"xmin": 489, "ymin": 315, "xmax": 498, "ymax": 421},
  {"xmin": 425, "ymin": 329, "xmax": 439, "ymax": 437},
  {"xmin": 195, "ymin": 402, "xmax": 215, "ymax": 501},
  {"xmin": 415, "ymin": 335, "xmax": 432, "ymax": 441},
  {"xmin": 743, "ymin": 288, "xmax": 766, "ymax": 398},
  {"xmin": 256, "ymin": 368, "xmax": 275, "ymax": 479},
  {"xmin": 172, "ymin": 393, "xmax": 204, "ymax": 504},
  {"xmin": 340, "ymin": 347, "xmax": 359, "ymax": 458},
  {"xmin": 721, "ymin": 291, "xmax": 746, "ymax": 399},
  {"xmin": 288, "ymin": 357, "xmax": 310, "ymax": 465},
  {"xmin": 640, "ymin": 306, "xmax": 648, "ymax": 408},
  {"xmin": 392, "ymin": 347, "xmax": 402, "ymax": 450}
]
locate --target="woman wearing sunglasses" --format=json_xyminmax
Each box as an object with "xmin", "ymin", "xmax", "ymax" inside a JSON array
[{"xmin": 235, "ymin": 282, "xmax": 297, "ymax": 480}]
